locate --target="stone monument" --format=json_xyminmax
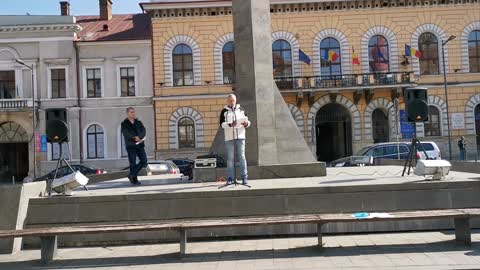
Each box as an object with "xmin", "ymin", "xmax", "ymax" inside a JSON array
[{"xmin": 205, "ymin": 0, "xmax": 326, "ymax": 180}]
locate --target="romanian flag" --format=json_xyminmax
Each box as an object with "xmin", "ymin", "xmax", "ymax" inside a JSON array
[
  {"xmin": 328, "ymin": 50, "xmax": 339, "ymax": 62},
  {"xmin": 323, "ymin": 49, "xmax": 339, "ymax": 62},
  {"xmin": 405, "ymin": 44, "xmax": 422, "ymax": 58},
  {"xmin": 352, "ymin": 47, "xmax": 360, "ymax": 65}
]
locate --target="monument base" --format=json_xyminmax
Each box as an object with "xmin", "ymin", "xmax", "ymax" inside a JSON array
[{"xmin": 194, "ymin": 162, "xmax": 326, "ymax": 182}]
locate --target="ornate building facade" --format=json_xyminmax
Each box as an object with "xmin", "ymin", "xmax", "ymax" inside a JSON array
[{"xmin": 143, "ymin": 0, "xmax": 480, "ymax": 162}]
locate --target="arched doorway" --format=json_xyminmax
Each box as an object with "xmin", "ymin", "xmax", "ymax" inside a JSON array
[
  {"xmin": 316, "ymin": 104, "xmax": 352, "ymax": 162},
  {"xmin": 0, "ymin": 122, "xmax": 29, "ymax": 182},
  {"xmin": 372, "ymin": 109, "xmax": 389, "ymax": 143}
]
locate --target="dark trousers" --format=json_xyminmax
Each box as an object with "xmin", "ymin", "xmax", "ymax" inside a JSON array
[{"xmin": 127, "ymin": 147, "xmax": 148, "ymax": 178}]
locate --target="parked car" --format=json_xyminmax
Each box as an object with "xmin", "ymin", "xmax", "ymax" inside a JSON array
[
  {"xmin": 167, "ymin": 158, "xmax": 194, "ymax": 180},
  {"xmin": 34, "ymin": 165, "xmax": 107, "ymax": 182},
  {"xmin": 407, "ymin": 141, "xmax": 441, "ymax": 160},
  {"xmin": 330, "ymin": 142, "xmax": 411, "ymax": 167}
]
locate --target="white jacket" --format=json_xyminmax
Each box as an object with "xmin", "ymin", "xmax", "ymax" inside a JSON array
[{"xmin": 220, "ymin": 104, "xmax": 251, "ymax": 141}]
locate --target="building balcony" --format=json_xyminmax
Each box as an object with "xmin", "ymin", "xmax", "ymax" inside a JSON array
[
  {"xmin": 274, "ymin": 71, "xmax": 417, "ymax": 92},
  {"xmin": 0, "ymin": 98, "xmax": 34, "ymax": 112}
]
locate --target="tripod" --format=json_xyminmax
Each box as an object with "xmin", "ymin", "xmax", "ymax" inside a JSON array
[
  {"xmin": 402, "ymin": 126, "xmax": 430, "ymax": 176},
  {"xmin": 47, "ymin": 142, "xmax": 88, "ymax": 196}
]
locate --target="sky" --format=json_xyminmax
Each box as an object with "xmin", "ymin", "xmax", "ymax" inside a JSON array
[{"xmin": 0, "ymin": 0, "xmax": 144, "ymax": 16}]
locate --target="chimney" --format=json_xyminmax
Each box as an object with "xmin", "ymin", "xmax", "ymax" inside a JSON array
[
  {"xmin": 60, "ymin": 1, "xmax": 70, "ymax": 16},
  {"xmin": 100, "ymin": 0, "xmax": 112, "ymax": 21}
]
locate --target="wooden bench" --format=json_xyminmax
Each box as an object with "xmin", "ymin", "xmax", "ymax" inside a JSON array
[{"xmin": 0, "ymin": 209, "xmax": 475, "ymax": 265}]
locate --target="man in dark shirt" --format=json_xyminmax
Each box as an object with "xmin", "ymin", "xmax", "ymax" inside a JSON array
[{"xmin": 121, "ymin": 107, "xmax": 147, "ymax": 185}]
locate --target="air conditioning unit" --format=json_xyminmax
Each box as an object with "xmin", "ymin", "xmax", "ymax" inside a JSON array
[{"xmin": 414, "ymin": 159, "xmax": 451, "ymax": 180}]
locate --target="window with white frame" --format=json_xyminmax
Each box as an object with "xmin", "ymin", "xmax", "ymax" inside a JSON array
[
  {"xmin": 120, "ymin": 67, "xmax": 136, "ymax": 96},
  {"xmin": 51, "ymin": 68, "xmax": 66, "ymax": 98},
  {"xmin": 0, "ymin": 71, "xmax": 15, "ymax": 99},
  {"xmin": 86, "ymin": 68, "xmax": 101, "ymax": 98},
  {"xmin": 51, "ymin": 143, "xmax": 69, "ymax": 160},
  {"xmin": 469, "ymin": 30, "xmax": 480, "ymax": 73},
  {"xmin": 425, "ymin": 106, "xmax": 441, "ymax": 136},
  {"xmin": 87, "ymin": 124, "xmax": 104, "ymax": 159}
]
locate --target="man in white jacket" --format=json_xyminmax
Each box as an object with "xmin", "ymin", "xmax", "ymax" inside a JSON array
[{"xmin": 219, "ymin": 94, "xmax": 251, "ymax": 185}]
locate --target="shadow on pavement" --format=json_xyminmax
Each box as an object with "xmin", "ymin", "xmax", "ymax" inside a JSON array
[{"xmin": 1, "ymin": 240, "xmax": 477, "ymax": 270}]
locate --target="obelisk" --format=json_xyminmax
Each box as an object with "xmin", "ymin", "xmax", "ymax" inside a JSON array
[{"xmin": 209, "ymin": 0, "xmax": 325, "ymax": 177}]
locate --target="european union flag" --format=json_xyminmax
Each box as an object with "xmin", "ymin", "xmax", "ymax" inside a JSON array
[{"xmin": 299, "ymin": 49, "xmax": 311, "ymax": 65}]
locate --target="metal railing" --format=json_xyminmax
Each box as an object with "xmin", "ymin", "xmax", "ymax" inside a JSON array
[
  {"xmin": 274, "ymin": 71, "xmax": 415, "ymax": 91},
  {"xmin": 0, "ymin": 99, "xmax": 33, "ymax": 109}
]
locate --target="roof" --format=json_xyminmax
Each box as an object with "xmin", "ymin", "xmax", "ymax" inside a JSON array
[
  {"xmin": 0, "ymin": 15, "xmax": 76, "ymax": 26},
  {"xmin": 76, "ymin": 14, "xmax": 151, "ymax": 42}
]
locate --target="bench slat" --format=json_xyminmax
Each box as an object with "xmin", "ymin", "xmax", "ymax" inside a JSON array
[
  {"xmin": 0, "ymin": 209, "xmax": 472, "ymax": 239},
  {"xmin": 320, "ymin": 209, "xmax": 466, "ymax": 222}
]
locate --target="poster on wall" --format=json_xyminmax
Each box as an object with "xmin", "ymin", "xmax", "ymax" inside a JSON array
[
  {"xmin": 400, "ymin": 110, "xmax": 414, "ymax": 139},
  {"xmin": 451, "ymin": 113, "xmax": 465, "ymax": 130}
]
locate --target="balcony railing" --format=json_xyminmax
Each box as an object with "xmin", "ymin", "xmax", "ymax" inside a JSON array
[
  {"xmin": 0, "ymin": 99, "xmax": 33, "ymax": 110},
  {"xmin": 274, "ymin": 72, "xmax": 415, "ymax": 91}
]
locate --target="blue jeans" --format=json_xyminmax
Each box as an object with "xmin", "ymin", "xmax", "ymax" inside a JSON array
[
  {"xmin": 460, "ymin": 149, "xmax": 466, "ymax": 161},
  {"xmin": 127, "ymin": 147, "xmax": 148, "ymax": 178},
  {"xmin": 226, "ymin": 139, "xmax": 248, "ymax": 181}
]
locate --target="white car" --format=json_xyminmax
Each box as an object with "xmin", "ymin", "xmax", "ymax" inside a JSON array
[{"xmin": 409, "ymin": 141, "xmax": 441, "ymax": 160}]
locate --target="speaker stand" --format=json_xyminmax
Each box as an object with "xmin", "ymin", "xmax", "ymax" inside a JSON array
[
  {"xmin": 402, "ymin": 125, "xmax": 430, "ymax": 177},
  {"xmin": 47, "ymin": 142, "xmax": 89, "ymax": 196}
]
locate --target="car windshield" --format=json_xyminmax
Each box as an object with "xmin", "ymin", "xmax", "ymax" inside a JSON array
[
  {"xmin": 355, "ymin": 146, "xmax": 371, "ymax": 156},
  {"xmin": 420, "ymin": 143, "xmax": 434, "ymax": 151}
]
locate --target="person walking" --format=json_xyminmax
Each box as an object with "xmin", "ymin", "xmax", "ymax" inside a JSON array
[
  {"xmin": 121, "ymin": 107, "xmax": 147, "ymax": 185},
  {"xmin": 458, "ymin": 136, "xmax": 467, "ymax": 161},
  {"xmin": 219, "ymin": 94, "xmax": 250, "ymax": 185}
]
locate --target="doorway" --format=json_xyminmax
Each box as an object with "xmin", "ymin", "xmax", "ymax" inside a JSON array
[
  {"xmin": 316, "ymin": 104, "xmax": 352, "ymax": 162},
  {"xmin": 372, "ymin": 108, "xmax": 389, "ymax": 143},
  {"xmin": 0, "ymin": 122, "xmax": 29, "ymax": 183}
]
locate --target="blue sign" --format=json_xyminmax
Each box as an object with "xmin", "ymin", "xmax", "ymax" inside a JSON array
[
  {"xmin": 400, "ymin": 110, "xmax": 415, "ymax": 139},
  {"xmin": 41, "ymin": 135, "xmax": 48, "ymax": 152}
]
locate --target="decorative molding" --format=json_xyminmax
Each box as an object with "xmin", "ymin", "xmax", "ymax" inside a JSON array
[
  {"xmin": 272, "ymin": 31, "xmax": 301, "ymax": 77},
  {"xmin": 0, "ymin": 24, "xmax": 81, "ymax": 33},
  {"xmin": 312, "ymin": 29, "xmax": 351, "ymax": 75},
  {"xmin": 44, "ymin": 58, "xmax": 71, "ymax": 65},
  {"xmin": 307, "ymin": 94, "xmax": 362, "ymax": 143},
  {"xmin": 213, "ymin": 33, "xmax": 234, "ymax": 85},
  {"xmin": 80, "ymin": 58, "xmax": 105, "ymax": 63},
  {"xmin": 287, "ymin": 103, "xmax": 305, "ymax": 138},
  {"xmin": 461, "ymin": 21, "xmax": 480, "ymax": 73},
  {"xmin": 361, "ymin": 26, "xmax": 399, "ymax": 73},
  {"xmin": 168, "ymin": 107, "xmax": 205, "ymax": 149},
  {"xmin": 422, "ymin": 95, "xmax": 449, "ymax": 137},
  {"xmin": 411, "ymin": 23, "xmax": 449, "ymax": 76},
  {"xmin": 164, "ymin": 35, "xmax": 202, "ymax": 87},
  {"xmin": 364, "ymin": 98, "xmax": 396, "ymax": 141},
  {"xmin": 0, "ymin": 46, "xmax": 20, "ymax": 60},
  {"xmin": 112, "ymin": 56, "xmax": 140, "ymax": 62}
]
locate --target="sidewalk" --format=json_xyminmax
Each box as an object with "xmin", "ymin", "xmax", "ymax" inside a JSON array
[{"xmin": 1, "ymin": 230, "xmax": 480, "ymax": 269}]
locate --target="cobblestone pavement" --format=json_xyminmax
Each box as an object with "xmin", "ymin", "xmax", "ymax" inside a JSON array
[{"xmin": 1, "ymin": 230, "xmax": 480, "ymax": 269}]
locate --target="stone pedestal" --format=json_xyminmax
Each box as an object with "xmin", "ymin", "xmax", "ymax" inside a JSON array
[{"xmin": 210, "ymin": 0, "xmax": 326, "ymax": 176}]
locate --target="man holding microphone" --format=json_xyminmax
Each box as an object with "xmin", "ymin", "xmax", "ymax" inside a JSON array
[{"xmin": 219, "ymin": 94, "xmax": 251, "ymax": 185}]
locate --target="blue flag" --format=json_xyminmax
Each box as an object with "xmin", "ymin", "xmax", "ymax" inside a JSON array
[{"xmin": 299, "ymin": 49, "xmax": 311, "ymax": 65}]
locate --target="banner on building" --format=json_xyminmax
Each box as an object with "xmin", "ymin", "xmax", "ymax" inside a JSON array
[
  {"xmin": 400, "ymin": 110, "xmax": 415, "ymax": 139},
  {"xmin": 41, "ymin": 135, "xmax": 48, "ymax": 152}
]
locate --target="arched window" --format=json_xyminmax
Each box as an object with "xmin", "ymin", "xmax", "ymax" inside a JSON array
[
  {"xmin": 87, "ymin": 124, "xmax": 104, "ymax": 159},
  {"xmin": 178, "ymin": 117, "xmax": 195, "ymax": 148},
  {"xmin": 368, "ymin": 35, "xmax": 389, "ymax": 72},
  {"xmin": 222, "ymin": 41, "xmax": 235, "ymax": 84},
  {"xmin": 469, "ymin": 30, "xmax": 480, "ymax": 73},
  {"xmin": 320, "ymin": 38, "xmax": 342, "ymax": 76},
  {"xmin": 172, "ymin": 44, "xmax": 193, "ymax": 86},
  {"xmin": 425, "ymin": 106, "xmax": 441, "ymax": 136},
  {"xmin": 419, "ymin": 32, "xmax": 440, "ymax": 75},
  {"xmin": 272, "ymin": 39, "xmax": 293, "ymax": 78}
]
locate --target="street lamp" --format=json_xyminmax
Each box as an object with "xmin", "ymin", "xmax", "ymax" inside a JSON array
[
  {"xmin": 441, "ymin": 35, "xmax": 456, "ymax": 160},
  {"xmin": 15, "ymin": 58, "xmax": 36, "ymax": 178}
]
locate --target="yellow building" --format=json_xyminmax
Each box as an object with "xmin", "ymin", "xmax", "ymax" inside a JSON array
[{"xmin": 141, "ymin": 0, "xmax": 480, "ymax": 162}]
